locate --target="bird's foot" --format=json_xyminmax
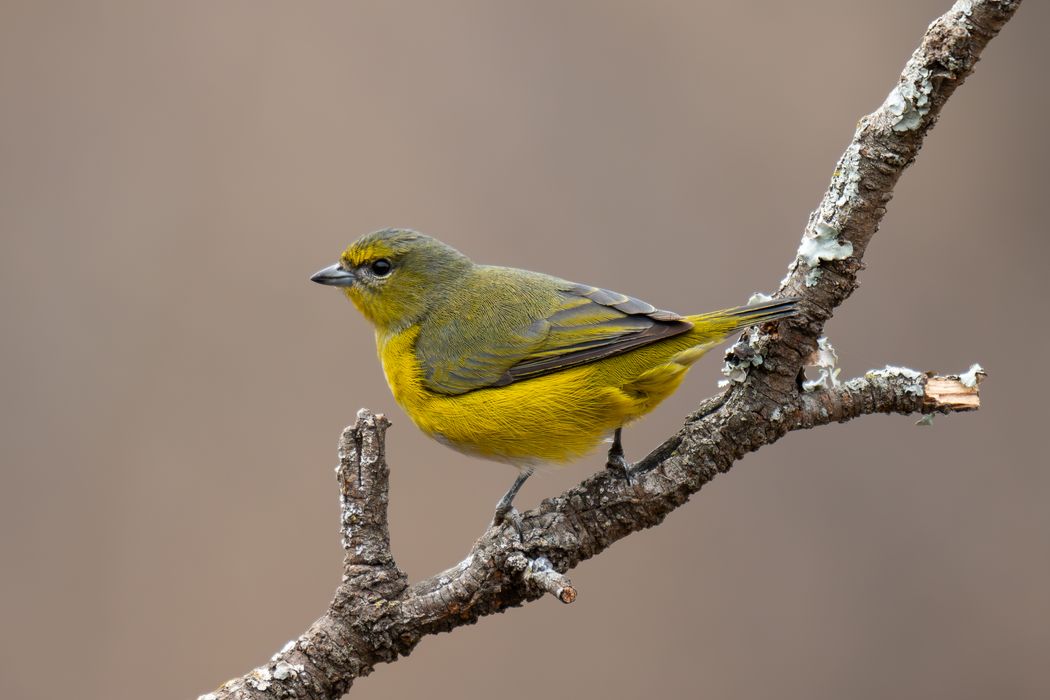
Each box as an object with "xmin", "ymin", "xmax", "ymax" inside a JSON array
[
  {"xmin": 605, "ymin": 452, "xmax": 635, "ymax": 485},
  {"xmin": 491, "ymin": 504, "xmax": 524, "ymax": 536},
  {"xmin": 605, "ymin": 427, "xmax": 635, "ymax": 485},
  {"xmin": 491, "ymin": 468, "xmax": 534, "ymax": 535}
]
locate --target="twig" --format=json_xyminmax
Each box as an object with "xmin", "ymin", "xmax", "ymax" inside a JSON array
[{"xmin": 509, "ymin": 554, "xmax": 577, "ymax": 604}]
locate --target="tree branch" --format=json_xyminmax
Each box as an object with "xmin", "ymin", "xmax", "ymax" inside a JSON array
[{"xmin": 199, "ymin": 1, "xmax": 1017, "ymax": 697}]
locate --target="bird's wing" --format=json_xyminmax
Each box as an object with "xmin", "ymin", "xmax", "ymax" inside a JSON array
[{"xmin": 416, "ymin": 280, "xmax": 693, "ymax": 395}]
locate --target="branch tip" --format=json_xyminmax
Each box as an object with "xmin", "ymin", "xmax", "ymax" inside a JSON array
[
  {"xmin": 337, "ymin": 409, "xmax": 397, "ymax": 567},
  {"xmin": 512, "ymin": 554, "xmax": 578, "ymax": 604},
  {"xmin": 796, "ymin": 363, "xmax": 985, "ymax": 430},
  {"xmin": 924, "ymin": 366, "xmax": 984, "ymax": 412}
]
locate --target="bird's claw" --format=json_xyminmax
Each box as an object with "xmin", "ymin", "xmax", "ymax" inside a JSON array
[
  {"xmin": 605, "ymin": 427, "xmax": 634, "ymax": 485},
  {"xmin": 492, "ymin": 504, "xmax": 524, "ymax": 537},
  {"xmin": 606, "ymin": 453, "xmax": 635, "ymax": 485},
  {"xmin": 491, "ymin": 468, "xmax": 533, "ymax": 535}
]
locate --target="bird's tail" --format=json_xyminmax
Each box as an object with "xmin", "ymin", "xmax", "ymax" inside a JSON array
[
  {"xmin": 685, "ymin": 297, "xmax": 800, "ymax": 344},
  {"xmin": 625, "ymin": 298, "xmax": 800, "ymax": 402}
]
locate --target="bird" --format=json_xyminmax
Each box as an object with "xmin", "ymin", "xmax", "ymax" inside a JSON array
[{"xmin": 312, "ymin": 228, "xmax": 798, "ymax": 523}]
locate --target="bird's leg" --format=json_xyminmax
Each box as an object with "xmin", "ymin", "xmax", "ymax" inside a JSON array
[
  {"xmin": 492, "ymin": 467, "xmax": 534, "ymax": 530},
  {"xmin": 605, "ymin": 427, "xmax": 634, "ymax": 484}
]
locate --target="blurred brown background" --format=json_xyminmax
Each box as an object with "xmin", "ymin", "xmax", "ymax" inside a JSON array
[{"xmin": 2, "ymin": 1, "xmax": 1047, "ymax": 699}]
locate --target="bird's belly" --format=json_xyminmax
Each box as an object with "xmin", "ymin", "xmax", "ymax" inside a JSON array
[
  {"xmin": 408, "ymin": 369, "xmax": 633, "ymax": 466},
  {"xmin": 378, "ymin": 327, "xmax": 698, "ymax": 467}
]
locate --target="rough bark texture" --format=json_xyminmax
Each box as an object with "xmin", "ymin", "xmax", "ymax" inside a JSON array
[{"xmin": 199, "ymin": 2, "xmax": 1017, "ymax": 697}]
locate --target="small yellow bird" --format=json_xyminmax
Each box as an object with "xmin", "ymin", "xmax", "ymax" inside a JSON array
[{"xmin": 312, "ymin": 229, "xmax": 797, "ymax": 521}]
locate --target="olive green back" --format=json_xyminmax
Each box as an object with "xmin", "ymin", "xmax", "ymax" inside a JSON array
[{"xmin": 415, "ymin": 266, "xmax": 692, "ymax": 395}]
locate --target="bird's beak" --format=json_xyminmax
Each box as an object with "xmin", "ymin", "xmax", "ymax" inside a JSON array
[{"xmin": 311, "ymin": 263, "xmax": 356, "ymax": 287}]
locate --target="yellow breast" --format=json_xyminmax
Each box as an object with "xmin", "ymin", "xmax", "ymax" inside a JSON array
[{"xmin": 377, "ymin": 325, "xmax": 709, "ymax": 468}]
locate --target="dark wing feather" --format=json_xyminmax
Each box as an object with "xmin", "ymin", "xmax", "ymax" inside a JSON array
[
  {"xmin": 494, "ymin": 283, "xmax": 692, "ymax": 385},
  {"xmin": 415, "ymin": 271, "xmax": 693, "ymax": 395}
]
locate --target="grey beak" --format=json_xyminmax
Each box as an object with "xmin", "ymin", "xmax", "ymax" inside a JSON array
[{"xmin": 310, "ymin": 263, "xmax": 356, "ymax": 287}]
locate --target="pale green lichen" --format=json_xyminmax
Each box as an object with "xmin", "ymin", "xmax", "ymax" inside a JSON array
[
  {"xmin": 248, "ymin": 667, "xmax": 272, "ymax": 691},
  {"xmin": 273, "ymin": 660, "xmax": 304, "ymax": 680},
  {"xmin": 834, "ymin": 143, "xmax": 863, "ymax": 207},
  {"xmin": 885, "ymin": 66, "xmax": 934, "ymax": 132},
  {"xmin": 747, "ymin": 292, "xmax": 773, "ymax": 305},
  {"xmin": 959, "ymin": 363, "xmax": 985, "ymax": 388},
  {"xmin": 719, "ymin": 330, "xmax": 764, "ymax": 387},
  {"xmin": 802, "ymin": 336, "xmax": 841, "ymax": 391},
  {"xmin": 798, "ymin": 221, "xmax": 853, "ymax": 267},
  {"xmin": 813, "ymin": 138, "xmax": 864, "ymax": 228},
  {"xmin": 843, "ymin": 376, "xmax": 868, "ymax": 393},
  {"xmin": 867, "ymin": 365, "xmax": 925, "ymax": 397},
  {"xmin": 805, "ymin": 267, "xmax": 823, "ymax": 287},
  {"xmin": 720, "ymin": 358, "xmax": 756, "ymax": 386},
  {"xmin": 952, "ymin": 0, "xmax": 975, "ymax": 16}
]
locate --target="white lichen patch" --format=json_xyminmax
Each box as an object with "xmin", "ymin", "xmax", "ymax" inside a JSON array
[
  {"xmin": 802, "ymin": 336, "xmax": 841, "ymax": 392},
  {"xmin": 879, "ymin": 365, "xmax": 922, "ymax": 381},
  {"xmin": 915, "ymin": 414, "xmax": 936, "ymax": 427},
  {"xmin": 198, "ymin": 694, "xmax": 218, "ymax": 700},
  {"xmin": 884, "ymin": 66, "xmax": 934, "ymax": 132},
  {"xmin": 800, "ymin": 374, "xmax": 824, "ymax": 392},
  {"xmin": 959, "ymin": 363, "xmax": 985, "ymax": 388},
  {"xmin": 248, "ymin": 667, "xmax": 272, "ymax": 691},
  {"xmin": 804, "ymin": 267, "xmax": 823, "ymax": 287},
  {"xmin": 747, "ymin": 292, "xmax": 773, "ymax": 305},
  {"xmin": 843, "ymin": 376, "xmax": 868, "ymax": 393},
  {"xmin": 273, "ymin": 660, "xmax": 304, "ymax": 680},
  {"xmin": 952, "ymin": 0, "xmax": 975, "ymax": 16},
  {"xmin": 867, "ymin": 366, "xmax": 925, "ymax": 397},
  {"xmin": 798, "ymin": 221, "xmax": 853, "ymax": 267},
  {"xmin": 720, "ymin": 333, "xmax": 765, "ymax": 386},
  {"xmin": 720, "ymin": 361, "xmax": 749, "ymax": 384},
  {"xmin": 834, "ymin": 143, "xmax": 863, "ymax": 207}
]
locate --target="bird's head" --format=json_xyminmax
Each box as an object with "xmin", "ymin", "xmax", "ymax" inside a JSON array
[{"xmin": 311, "ymin": 229, "xmax": 473, "ymax": 333}]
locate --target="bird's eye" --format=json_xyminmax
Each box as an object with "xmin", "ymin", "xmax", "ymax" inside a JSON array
[{"xmin": 370, "ymin": 258, "xmax": 392, "ymax": 277}]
